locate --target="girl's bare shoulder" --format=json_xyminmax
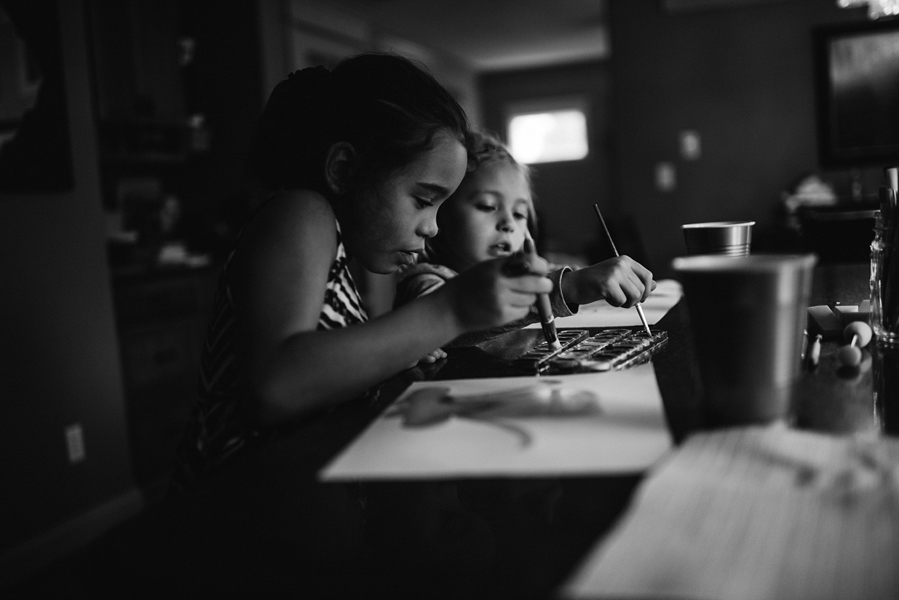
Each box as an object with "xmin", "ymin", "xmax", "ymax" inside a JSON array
[
  {"xmin": 232, "ymin": 189, "xmax": 338, "ymax": 279},
  {"xmin": 247, "ymin": 189, "xmax": 336, "ymax": 243},
  {"xmin": 261, "ymin": 189, "xmax": 333, "ymax": 225}
]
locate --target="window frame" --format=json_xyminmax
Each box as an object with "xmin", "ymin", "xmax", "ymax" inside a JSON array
[{"xmin": 504, "ymin": 95, "xmax": 591, "ymax": 165}]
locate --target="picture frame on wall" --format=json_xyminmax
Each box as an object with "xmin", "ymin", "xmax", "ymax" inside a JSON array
[{"xmin": 0, "ymin": 0, "xmax": 73, "ymax": 193}]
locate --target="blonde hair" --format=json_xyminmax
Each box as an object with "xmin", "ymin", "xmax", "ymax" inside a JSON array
[
  {"xmin": 465, "ymin": 130, "xmax": 537, "ymax": 238},
  {"xmin": 421, "ymin": 130, "xmax": 538, "ymax": 267}
]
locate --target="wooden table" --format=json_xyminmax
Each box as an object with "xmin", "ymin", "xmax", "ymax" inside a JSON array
[{"xmin": 82, "ymin": 262, "xmax": 899, "ymax": 599}]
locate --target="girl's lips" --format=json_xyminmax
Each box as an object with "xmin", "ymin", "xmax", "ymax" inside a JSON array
[
  {"xmin": 488, "ymin": 245, "xmax": 513, "ymax": 257},
  {"xmin": 488, "ymin": 241, "xmax": 513, "ymax": 257}
]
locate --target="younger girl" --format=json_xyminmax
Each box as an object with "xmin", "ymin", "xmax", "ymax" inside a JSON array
[
  {"xmin": 174, "ymin": 55, "xmax": 552, "ymax": 487},
  {"xmin": 394, "ymin": 131, "xmax": 655, "ymax": 347}
]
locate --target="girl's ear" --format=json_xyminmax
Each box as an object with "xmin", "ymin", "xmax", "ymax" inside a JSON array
[{"xmin": 324, "ymin": 142, "xmax": 357, "ymax": 194}]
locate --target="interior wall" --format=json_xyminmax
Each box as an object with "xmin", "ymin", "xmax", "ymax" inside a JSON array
[
  {"xmin": 285, "ymin": 0, "xmax": 480, "ymax": 124},
  {"xmin": 479, "ymin": 60, "xmax": 614, "ymax": 261},
  {"xmin": 609, "ymin": 0, "xmax": 873, "ymax": 278},
  {"xmin": 0, "ymin": 0, "xmax": 139, "ymax": 585}
]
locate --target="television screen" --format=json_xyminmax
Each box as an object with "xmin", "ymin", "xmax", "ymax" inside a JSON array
[{"xmin": 814, "ymin": 18, "xmax": 899, "ymax": 168}]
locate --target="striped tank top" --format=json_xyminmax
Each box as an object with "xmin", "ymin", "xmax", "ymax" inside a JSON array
[{"xmin": 173, "ymin": 219, "xmax": 367, "ymax": 488}]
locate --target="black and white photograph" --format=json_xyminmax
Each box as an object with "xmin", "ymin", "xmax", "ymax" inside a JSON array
[{"xmin": 3, "ymin": 1, "xmax": 899, "ymax": 599}]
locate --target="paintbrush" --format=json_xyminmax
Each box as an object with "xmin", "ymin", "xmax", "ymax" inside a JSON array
[
  {"xmin": 592, "ymin": 204, "xmax": 653, "ymax": 337},
  {"xmin": 522, "ymin": 231, "xmax": 562, "ymax": 351}
]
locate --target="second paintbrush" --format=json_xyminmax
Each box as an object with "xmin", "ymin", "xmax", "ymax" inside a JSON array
[{"xmin": 592, "ymin": 204, "xmax": 653, "ymax": 337}]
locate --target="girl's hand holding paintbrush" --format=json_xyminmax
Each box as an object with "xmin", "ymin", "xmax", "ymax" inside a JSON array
[
  {"xmin": 441, "ymin": 249, "xmax": 552, "ymax": 334},
  {"xmin": 504, "ymin": 235, "xmax": 655, "ymax": 345},
  {"xmin": 558, "ymin": 256, "xmax": 656, "ymax": 309},
  {"xmin": 405, "ymin": 248, "xmax": 551, "ymax": 368}
]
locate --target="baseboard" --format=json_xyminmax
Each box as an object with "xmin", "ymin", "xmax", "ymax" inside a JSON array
[{"xmin": 0, "ymin": 487, "xmax": 144, "ymax": 589}]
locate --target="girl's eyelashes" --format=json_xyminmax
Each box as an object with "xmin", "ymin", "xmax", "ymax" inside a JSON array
[
  {"xmin": 415, "ymin": 196, "xmax": 435, "ymax": 209},
  {"xmin": 473, "ymin": 204, "xmax": 528, "ymax": 224}
]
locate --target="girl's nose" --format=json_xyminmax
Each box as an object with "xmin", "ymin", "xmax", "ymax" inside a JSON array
[
  {"xmin": 497, "ymin": 213, "xmax": 514, "ymax": 232},
  {"xmin": 419, "ymin": 214, "xmax": 439, "ymax": 238}
]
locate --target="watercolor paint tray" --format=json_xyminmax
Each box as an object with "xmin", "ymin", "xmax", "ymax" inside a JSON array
[{"xmin": 513, "ymin": 328, "xmax": 668, "ymax": 373}]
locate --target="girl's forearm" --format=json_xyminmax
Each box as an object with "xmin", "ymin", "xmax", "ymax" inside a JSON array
[{"xmin": 253, "ymin": 291, "xmax": 464, "ymax": 424}]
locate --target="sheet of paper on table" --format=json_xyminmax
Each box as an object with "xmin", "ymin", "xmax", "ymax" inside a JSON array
[
  {"xmin": 320, "ymin": 365, "xmax": 672, "ymax": 480},
  {"xmin": 562, "ymin": 425, "xmax": 899, "ymax": 600},
  {"xmin": 526, "ymin": 278, "xmax": 683, "ymax": 329}
]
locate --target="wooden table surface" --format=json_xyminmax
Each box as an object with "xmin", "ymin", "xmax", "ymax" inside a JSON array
[{"xmin": 80, "ymin": 261, "xmax": 899, "ymax": 599}]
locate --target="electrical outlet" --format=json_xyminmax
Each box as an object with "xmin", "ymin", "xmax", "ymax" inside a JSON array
[
  {"xmin": 680, "ymin": 130, "xmax": 701, "ymax": 160},
  {"xmin": 655, "ymin": 162, "xmax": 676, "ymax": 192},
  {"xmin": 65, "ymin": 423, "xmax": 85, "ymax": 464}
]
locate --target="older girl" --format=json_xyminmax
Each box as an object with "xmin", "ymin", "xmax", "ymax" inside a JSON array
[{"xmin": 174, "ymin": 55, "xmax": 551, "ymax": 486}]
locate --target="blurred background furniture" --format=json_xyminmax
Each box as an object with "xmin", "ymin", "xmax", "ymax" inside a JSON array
[{"xmin": 796, "ymin": 203, "xmax": 877, "ymax": 264}]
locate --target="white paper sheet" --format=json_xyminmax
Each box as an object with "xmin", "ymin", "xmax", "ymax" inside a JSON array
[
  {"xmin": 526, "ymin": 278, "xmax": 683, "ymax": 329},
  {"xmin": 562, "ymin": 425, "xmax": 899, "ymax": 600},
  {"xmin": 320, "ymin": 364, "xmax": 673, "ymax": 480}
]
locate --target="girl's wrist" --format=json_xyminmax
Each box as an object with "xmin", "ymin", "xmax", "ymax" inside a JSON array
[
  {"xmin": 560, "ymin": 268, "xmax": 583, "ymax": 307},
  {"xmin": 552, "ymin": 267, "xmax": 579, "ymax": 315}
]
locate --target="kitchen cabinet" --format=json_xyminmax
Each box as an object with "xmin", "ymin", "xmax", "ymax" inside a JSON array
[{"xmin": 85, "ymin": 0, "xmax": 188, "ymax": 162}]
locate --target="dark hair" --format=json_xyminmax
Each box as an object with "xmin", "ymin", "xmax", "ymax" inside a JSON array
[{"xmin": 245, "ymin": 53, "xmax": 472, "ymax": 194}]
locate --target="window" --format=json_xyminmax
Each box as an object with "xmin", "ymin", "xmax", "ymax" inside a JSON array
[{"xmin": 506, "ymin": 98, "xmax": 589, "ymax": 164}]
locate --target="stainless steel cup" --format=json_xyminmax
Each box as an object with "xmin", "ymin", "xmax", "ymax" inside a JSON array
[
  {"xmin": 682, "ymin": 221, "xmax": 755, "ymax": 257},
  {"xmin": 672, "ymin": 253, "xmax": 817, "ymax": 426}
]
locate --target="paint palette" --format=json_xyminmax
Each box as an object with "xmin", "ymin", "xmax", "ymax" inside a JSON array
[{"xmin": 513, "ymin": 328, "xmax": 668, "ymax": 373}]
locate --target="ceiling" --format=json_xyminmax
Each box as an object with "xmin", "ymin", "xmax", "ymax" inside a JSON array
[{"xmin": 319, "ymin": 0, "xmax": 610, "ymax": 71}]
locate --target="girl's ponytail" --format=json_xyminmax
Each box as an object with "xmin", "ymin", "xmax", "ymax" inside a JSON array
[{"xmin": 245, "ymin": 65, "xmax": 333, "ymax": 191}]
